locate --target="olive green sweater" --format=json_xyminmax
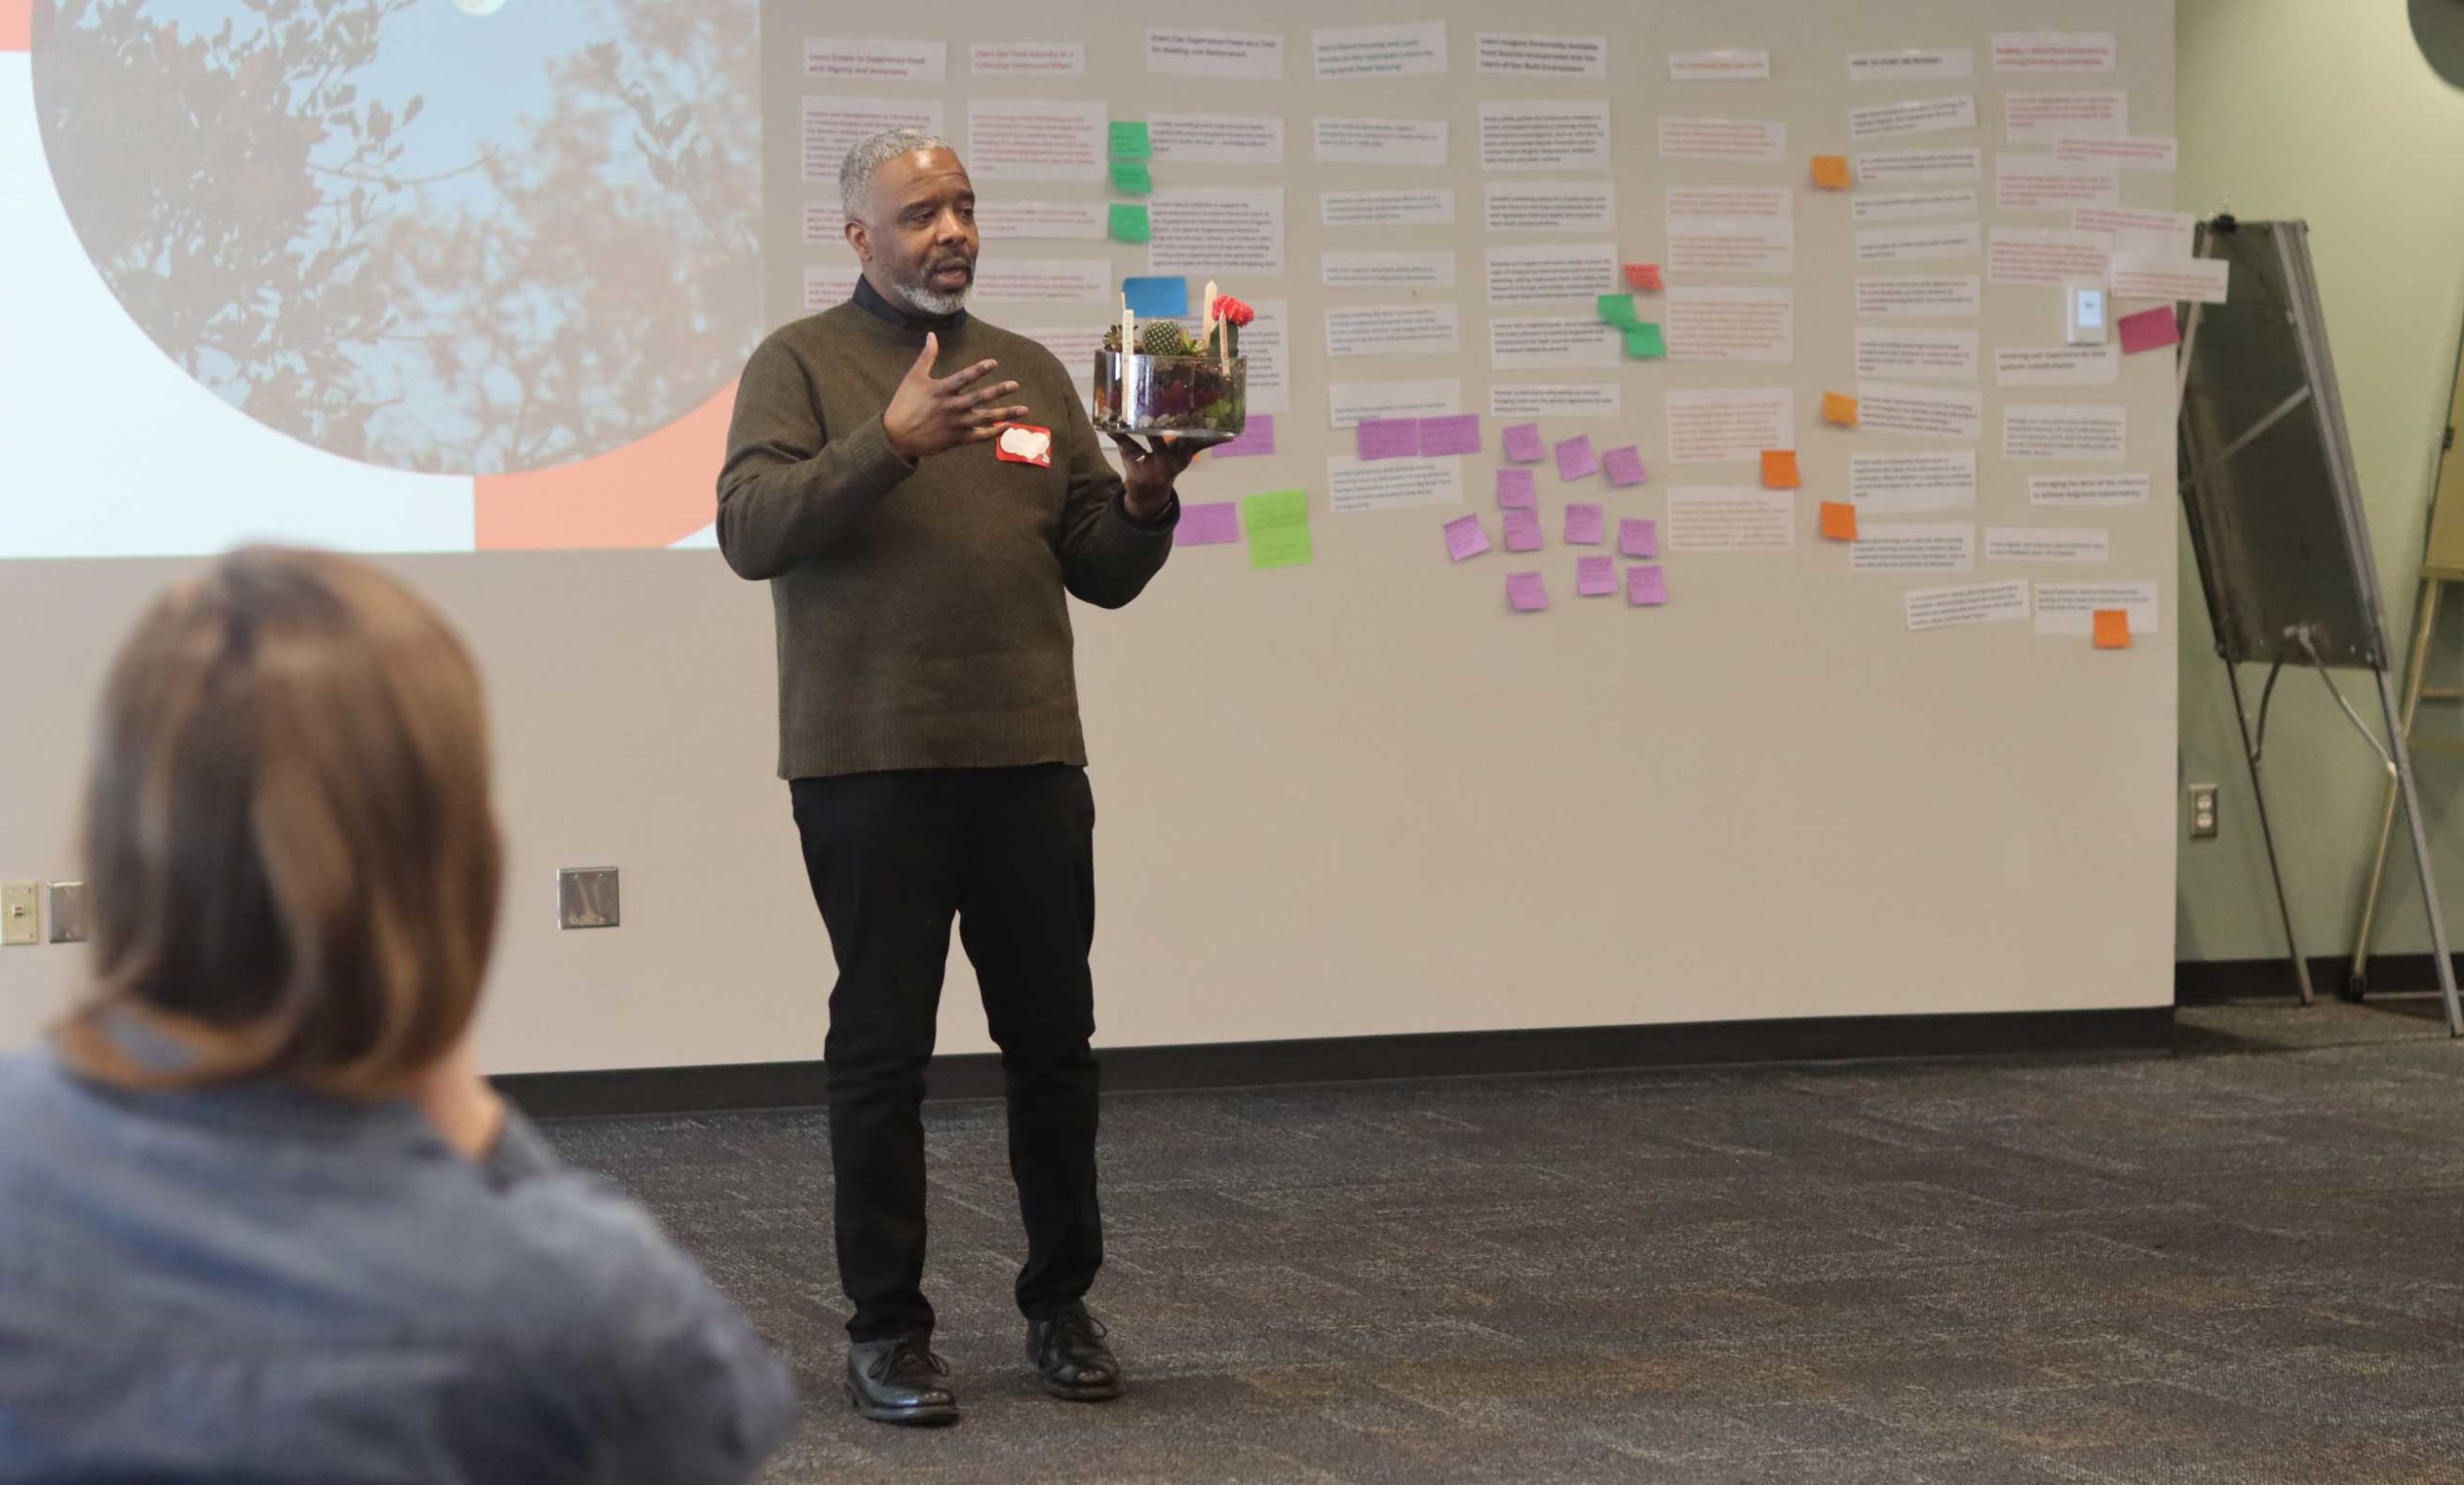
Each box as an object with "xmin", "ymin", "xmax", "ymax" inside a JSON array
[{"xmin": 717, "ymin": 284, "xmax": 1178, "ymax": 780}]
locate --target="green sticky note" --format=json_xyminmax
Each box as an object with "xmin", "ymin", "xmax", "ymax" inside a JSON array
[
  {"xmin": 1248, "ymin": 523, "xmax": 1314, "ymax": 570},
  {"xmin": 1625, "ymin": 322, "xmax": 1666, "ymax": 360},
  {"xmin": 1110, "ymin": 161, "xmax": 1153, "ymax": 195},
  {"xmin": 1243, "ymin": 488, "xmax": 1309, "ymax": 529},
  {"xmin": 1109, "ymin": 120, "xmax": 1152, "ymax": 161},
  {"xmin": 1109, "ymin": 203, "xmax": 1150, "ymax": 243},
  {"xmin": 1597, "ymin": 294, "xmax": 1640, "ymax": 328}
]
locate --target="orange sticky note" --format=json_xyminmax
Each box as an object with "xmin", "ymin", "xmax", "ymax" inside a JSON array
[
  {"xmin": 1821, "ymin": 392, "xmax": 1861, "ymax": 427},
  {"xmin": 2093, "ymin": 609, "xmax": 2132, "ymax": 649},
  {"xmin": 1820, "ymin": 501, "xmax": 1859, "ymax": 542},
  {"xmin": 1812, "ymin": 155, "xmax": 1852, "ymax": 190},
  {"xmin": 1760, "ymin": 449, "xmax": 1801, "ymax": 489},
  {"xmin": 1625, "ymin": 263, "xmax": 1663, "ymax": 292}
]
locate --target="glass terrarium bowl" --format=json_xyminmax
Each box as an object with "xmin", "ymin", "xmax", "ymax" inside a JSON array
[{"xmin": 1091, "ymin": 350, "xmax": 1247, "ymax": 448}]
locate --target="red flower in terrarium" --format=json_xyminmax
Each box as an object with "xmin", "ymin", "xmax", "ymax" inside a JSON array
[{"xmin": 1211, "ymin": 295, "xmax": 1255, "ymax": 327}]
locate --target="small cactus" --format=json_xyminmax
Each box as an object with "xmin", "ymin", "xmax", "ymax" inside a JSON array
[{"xmin": 1140, "ymin": 320, "xmax": 1189, "ymax": 357}]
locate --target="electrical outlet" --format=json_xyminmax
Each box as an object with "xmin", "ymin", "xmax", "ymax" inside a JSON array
[
  {"xmin": 557, "ymin": 868, "xmax": 620, "ymax": 930},
  {"xmin": 2189, "ymin": 784, "xmax": 2220, "ymax": 840},
  {"xmin": 1, "ymin": 883, "xmax": 38, "ymax": 946},
  {"xmin": 47, "ymin": 883, "xmax": 88, "ymax": 944}
]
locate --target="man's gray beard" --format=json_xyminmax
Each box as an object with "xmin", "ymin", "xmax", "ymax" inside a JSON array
[{"xmin": 895, "ymin": 276, "xmax": 970, "ymax": 317}]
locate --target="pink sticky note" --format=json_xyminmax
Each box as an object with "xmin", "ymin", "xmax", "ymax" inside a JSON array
[
  {"xmin": 1177, "ymin": 502, "xmax": 1241, "ymax": 546},
  {"xmin": 1555, "ymin": 435, "xmax": 1599, "ymax": 482},
  {"xmin": 1577, "ymin": 555, "xmax": 1616, "ymax": 597},
  {"xmin": 1564, "ymin": 502, "xmax": 1604, "ymax": 546},
  {"xmin": 1419, "ymin": 414, "xmax": 1482, "ymax": 457},
  {"xmin": 1357, "ymin": 418, "xmax": 1420, "ymax": 460},
  {"xmin": 1506, "ymin": 571, "xmax": 1550, "ymax": 612},
  {"xmin": 2118, "ymin": 306, "xmax": 2180, "ymax": 355},
  {"xmin": 1496, "ymin": 467, "xmax": 1538, "ymax": 508},
  {"xmin": 1603, "ymin": 446, "xmax": 1648, "ymax": 488},
  {"xmin": 1443, "ymin": 514, "xmax": 1492, "ymax": 562},
  {"xmin": 1502, "ymin": 423, "xmax": 1546, "ymax": 462},
  {"xmin": 1627, "ymin": 564, "xmax": 1669, "ymax": 607},
  {"xmin": 1214, "ymin": 413, "xmax": 1275, "ymax": 457},
  {"xmin": 1618, "ymin": 518, "xmax": 1658, "ymax": 558},
  {"xmin": 1502, "ymin": 507, "xmax": 1544, "ymax": 551}
]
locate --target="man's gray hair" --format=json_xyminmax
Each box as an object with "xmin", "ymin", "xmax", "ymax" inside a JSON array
[{"xmin": 839, "ymin": 127, "xmax": 957, "ymax": 223}]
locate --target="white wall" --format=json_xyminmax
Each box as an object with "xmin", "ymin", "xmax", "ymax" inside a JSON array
[
  {"xmin": 1, "ymin": 0, "xmax": 2179, "ymax": 1071},
  {"xmin": 2173, "ymin": 0, "xmax": 2464, "ymax": 968}
]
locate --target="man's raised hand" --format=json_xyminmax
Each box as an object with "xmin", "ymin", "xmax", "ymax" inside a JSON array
[{"xmin": 882, "ymin": 332, "xmax": 1031, "ymax": 462}]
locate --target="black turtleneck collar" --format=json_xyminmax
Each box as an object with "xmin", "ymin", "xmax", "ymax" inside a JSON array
[{"xmin": 853, "ymin": 273, "xmax": 967, "ymax": 334}]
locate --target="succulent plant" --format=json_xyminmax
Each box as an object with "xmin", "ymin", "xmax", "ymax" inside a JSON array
[{"xmin": 1139, "ymin": 320, "xmax": 1190, "ymax": 357}]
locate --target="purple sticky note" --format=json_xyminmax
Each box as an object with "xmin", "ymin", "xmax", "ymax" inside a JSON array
[
  {"xmin": 1214, "ymin": 413, "xmax": 1275, "ymax": 457},
  {"xmin": 1177, "ymin": 501, "xmax": 1241, "ymax": 546},
  {"xmin": 1618, "ymin": 518, "xmax": 1658, "ymax": 558},
  {"xmin": 1502, "ymin": 507, "xmax": 1544, "ymax": 551},
  {"xmin": 1564, "ymin": 502, "xmax": 1604, "ymax": 546},
  {"xmin": 1502, "ymin": 423, "xmax": 1546, "ymax": 463},
  {"xmin": 1506, "ymin": 571, "xmax": 1550, "ymax": 612},
  {"xmin": 1603, "ymin": 446, "xmax": 1648, "ymax": 487},
  {"xmin": 1357, "ymin": 418, "xmax": 1420, "ymax": 460},
  {"xmin": 1443, "ymin": 514, "xmax": 1492, "ymax": 562},
  {"xmin": 1418, "ymin": 413, "xmax": 1482, "ymax": 457},
  {"xmin": 1555, "ymin": 434, "xmax": 1599, "ymax": 482},
  {"xmin": 1496, "ymin": 467, "xmax": 1538, "ymax": 508},
  {"xmin": 1627, "ymin": 564, "xmax": 1669, "ymax": 607},
  {"xmin": 1578, "ymin": 555, "xmax": 1616, "ymax": 597}
]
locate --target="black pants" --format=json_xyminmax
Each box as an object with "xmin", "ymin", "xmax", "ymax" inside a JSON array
[{"xmin": 789, "ymin": 764, "xmax": 1103, "ymax": 1344}]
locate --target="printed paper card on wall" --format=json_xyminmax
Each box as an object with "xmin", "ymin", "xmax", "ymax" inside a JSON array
[
  {"xmin": 1149, "ymin": 115, "xmax": 1286, "ymax": 166},
  {"xmin": 1848, "ymin": 48, "xmax": 1974, "ymax": 83},
  {"xmin": 1327, "ymin": 456, "xmax": 1463, "ymax": 514},
  {"xmin": 1666, "ymin": 388, "xmax": 1795, "ymax": 464},
  {"xmin": 971, "ymin": 43, "xmax": 1087, "ymax": 77},
  {"xmin": 1476, "ymin": 32, "xmax": 1607, "ymax": 78},
  {"xmin": 803, "ymin": 98, "xmax": 945, "ymax": 184},
  {"xmin": 1488, "ymin": 181, "xmax": 1618, "ymax": 234},
  {"xmin": 967, "ymin": 100, "xmax": 1109, "ymax": 183},
  {"xmin": 1479, "ymin": 100, "xmax": 1612, "ymax": 171},
  {"xmin": 1313, "ymin": 22, "xmax": 1449, "ymax": 82},
  {"xmin": 1147, "ymin": 189, "xmax": 1287, "ymax": 274},
  {"xmin": 2035, "ymin": 582, "xmax": 2158, "ymax": 636},
  {"xmin": 1314, "ymin": 117, "xmax": 1450, "ymax": 166},
  {"xmin": 805, "ymin": 38, "xmax": 947, "ymax": 81},
  {"xmin": 1323, "ymin": 191, "xmax": 1458, "ymax": 229},
  {"xmin": 1664, "ymin": 288, "xmax": 1794, "ymax": 364},
  {"xmin": 1657, "ymin": 116, "xmax": 1786, "ymax": 163},
  {"xmin": 1485, "ymin": 244, "xmax": 1622, "ymax": 305},
  {"xmin": 1490, "ymin": 319, "xmax": 1621, "ymax": 371},
  {"xmin": 1148, "ymin": 28, "xmax": 1285, "ymax": 80}
]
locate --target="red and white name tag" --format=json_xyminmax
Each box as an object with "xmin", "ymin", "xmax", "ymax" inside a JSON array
[{"xmin": 994, "ymin": 424, "xmax": 1053, "ymax": 466}]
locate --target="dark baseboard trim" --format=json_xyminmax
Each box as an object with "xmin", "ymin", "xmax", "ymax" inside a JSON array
[
  {"xmin": 2175, "ymin": 953, "xmax": 2464, "ymax": 1006},
  {"xmin": 494, "ymin": 1006, "xmax": 2173, "ymax": 1120}
]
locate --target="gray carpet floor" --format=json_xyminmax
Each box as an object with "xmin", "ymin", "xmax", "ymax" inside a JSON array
[{"xmin": 540, "ymin": 998, "xmax": 2464, "ymax": 1483}]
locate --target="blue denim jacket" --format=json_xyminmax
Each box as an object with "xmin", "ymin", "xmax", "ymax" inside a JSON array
[{"xmin": 0, "ymin": 1046, "xmax": 797, "ymax": 1482}]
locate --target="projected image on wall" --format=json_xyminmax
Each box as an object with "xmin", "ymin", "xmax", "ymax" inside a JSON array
[{"xmin": 2, "ymin": 0, "xmax": 760, "ymax": 555}]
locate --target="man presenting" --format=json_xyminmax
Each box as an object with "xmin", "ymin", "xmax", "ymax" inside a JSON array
[{"xmin": 716, "ymin": 129, "xmax": 1194, "ymax": 1426}]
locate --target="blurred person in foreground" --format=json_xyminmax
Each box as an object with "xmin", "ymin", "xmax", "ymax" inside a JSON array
[{"xmin": 0, "ymin": 546, "xmax": 797, "ymax": 1483}]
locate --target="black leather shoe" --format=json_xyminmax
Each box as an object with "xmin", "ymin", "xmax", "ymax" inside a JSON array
[
  {"xmin": 846, "ymin": 1337, "xmax": 959, "ymax": 1425},
  {"xmin": 1026, "ymin": 1302, "xmax": 1123, "ymax": 1401}
]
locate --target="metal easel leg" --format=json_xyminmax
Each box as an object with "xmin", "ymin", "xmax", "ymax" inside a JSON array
[
  {"xmin": 2347, "ymin": 578, "xmax": 2441, "ymax": 1000},
  {"xmin": 2375, "ymin": 663, "xmax": 2464, "ymax": 1037},
  {"xmin": 2223, "ymin": 657, "xmax": 2316, "ymax": 1006}
]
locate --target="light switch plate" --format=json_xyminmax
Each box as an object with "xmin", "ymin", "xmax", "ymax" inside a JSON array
[
  {"xmin": 1, "ymin": 883, "xmax": 38, "ymax": 947},
  {"xmin": 557, "ymin": 868, "xmax": 621, "ymax": 930},
  {"xmin": 47, "ymin": 883, "xmax": 88, "ymax": 944}
]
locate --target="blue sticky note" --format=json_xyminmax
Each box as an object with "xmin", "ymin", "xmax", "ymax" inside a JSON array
[{"xmin": 1121, "ymin": 275, "xmax": 1189, "ymax": 318}]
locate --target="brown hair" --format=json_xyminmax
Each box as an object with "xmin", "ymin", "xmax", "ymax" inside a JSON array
[{"xmin": 58, "ymin": 547, "xmax": 502, "ymax": 1098}]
